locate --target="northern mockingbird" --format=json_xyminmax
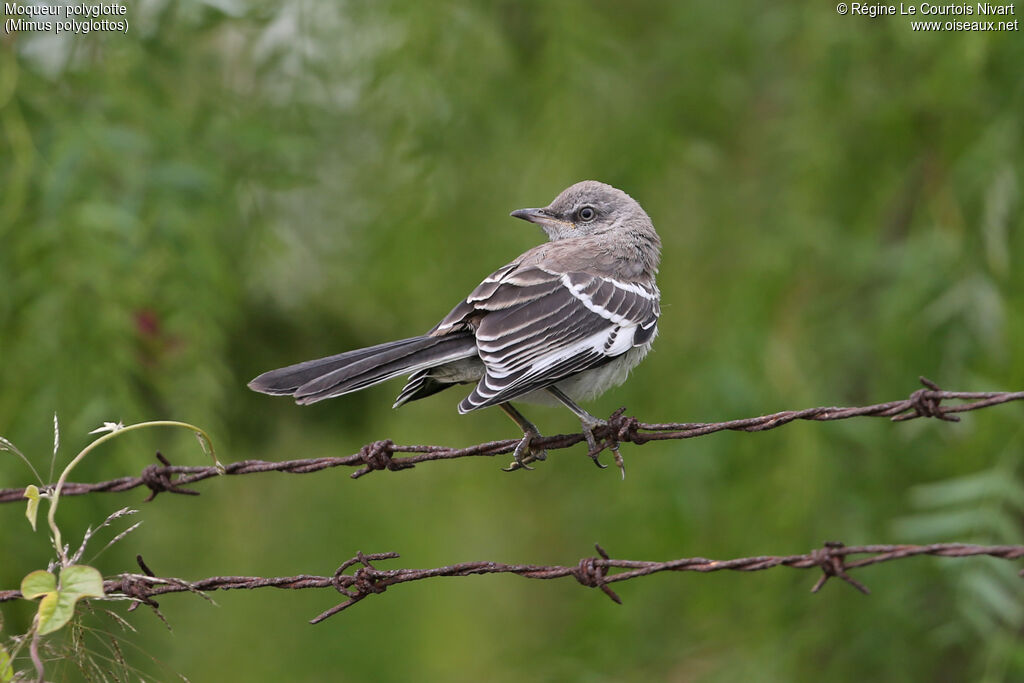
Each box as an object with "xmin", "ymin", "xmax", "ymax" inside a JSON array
[{"xmin": 249, "ymin": 180, "xmax": 661, "ymax": 469}]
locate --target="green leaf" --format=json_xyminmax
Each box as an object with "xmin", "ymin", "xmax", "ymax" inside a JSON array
[
  {"xmin": 59, "ymin": 565, "xmax": 105, "ymax": 601},
  {"xmin": 35, "ymin": 592, "xmax": 62, "ymax": 635},
  {"xmin": 0, "ymin": 643, "xmax": 13, "ymax": 683},
  {"xmin": 34, "ymin": 565, "xmax": 105, "ymax": 635},
  {"xmin": 20, "ymin": 570, "xmax": 56, "ymax": 600},
  {"xmin": 24, "ymin": 484, "xmax": 40, "ymax": 531},
  {"xmin": 20, "ymin": 566, "xmax": 105, "ymax": 635}
]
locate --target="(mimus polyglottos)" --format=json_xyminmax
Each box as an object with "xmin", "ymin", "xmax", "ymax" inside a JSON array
[{"xmin": 249, "ymin": 180, "xmax": 661, "ymax": 469}]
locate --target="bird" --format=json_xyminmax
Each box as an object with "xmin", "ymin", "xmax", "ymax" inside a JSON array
[{"xmin": 248, "ymin": 180, "xmax": 661, "ymax": 470}]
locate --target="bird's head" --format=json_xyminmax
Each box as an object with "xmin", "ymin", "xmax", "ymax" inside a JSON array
[{"xmin": 510, "ymin": 180, "xmax": 653, "ymax": 242}]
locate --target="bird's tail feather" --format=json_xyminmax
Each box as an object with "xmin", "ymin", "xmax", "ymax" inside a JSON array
[{"xmin": 248, "ymin": 334, "xmax": 477, "ymax": 405}]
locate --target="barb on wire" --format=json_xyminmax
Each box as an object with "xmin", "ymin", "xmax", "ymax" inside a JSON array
[
  {"xmin": 1, "ymin": 377, "xmax": 1022, "ymax": 503},
  {"xmin": 1, "ymin": 542, "xmax": 1022, "ymax": 623}
]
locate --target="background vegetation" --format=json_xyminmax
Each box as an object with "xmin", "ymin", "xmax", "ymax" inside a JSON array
[{"xmin": 2, "ymin": 1, "xmax": 1023, "ymax": 680}]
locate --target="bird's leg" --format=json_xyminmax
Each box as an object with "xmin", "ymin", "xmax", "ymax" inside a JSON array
[
  {"xmin": 547, "ymin": 387, "xmax": 623, "ymax": 476},
  {"xmin": 547, "ymin": 386, "xmax": 605, "ymax": 454},
  {"xmin": 498, "ymin": 402, "xmax": 547, "ymax": 471}
]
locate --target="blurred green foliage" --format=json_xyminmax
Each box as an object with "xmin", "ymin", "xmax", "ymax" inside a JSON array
[{"xmin": 1, "ymin": 0, "xmax": 1023, "ymax": 680}]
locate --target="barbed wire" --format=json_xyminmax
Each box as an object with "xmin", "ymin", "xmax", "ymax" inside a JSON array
[
  {"xmin": 1, "ymin": 542, "xmax": 1022, "ymax": 624},
  {"xmin": 1, "ymin": 377, "xmax": 1022, "ymax": 503}
]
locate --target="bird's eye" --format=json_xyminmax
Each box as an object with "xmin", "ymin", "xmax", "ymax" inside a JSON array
[{"xmin": 578, "ymin": 207, "xmax": 596, "ymax": 222}]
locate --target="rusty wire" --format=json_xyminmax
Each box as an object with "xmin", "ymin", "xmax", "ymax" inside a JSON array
[
  {"xmin": 1, "ymin": 542, "xmax": 1022, "ymax": 624},
  {"xmin": 1, "ymin": 377, "xmax": 1022, "ymax": 503}
]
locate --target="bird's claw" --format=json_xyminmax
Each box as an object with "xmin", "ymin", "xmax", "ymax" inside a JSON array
[
  {"xmin": 503, "ymin": 430, "xmax": 547, "ymax": 472},
  {"xmin": 500, "ymin": 414, "xmax": 626, "ymax": 478},
  {"xmin": 582, "ymin": 417, "xmax": 626, "ymax": 479},
  {"xmin": 581, "ymin": 418, "xmax": 608, "ymax": 468}
]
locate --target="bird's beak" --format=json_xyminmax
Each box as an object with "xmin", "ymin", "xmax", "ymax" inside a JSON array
[
  {"xmin": 510, "ymin": 207, "xmax": 546, "ymax": 223},
  {"xmin": 510, "ymin": 207, "xmax": 574, "ymax": 230}
]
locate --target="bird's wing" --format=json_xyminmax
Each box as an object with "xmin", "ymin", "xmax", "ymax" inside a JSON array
[{"xmin": 434, "ymin": 264, "xmax": 659, "ymax": 412}]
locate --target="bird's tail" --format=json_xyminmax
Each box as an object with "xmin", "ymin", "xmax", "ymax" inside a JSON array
[{"xmin": 248, "ymin": 333, "xmax": 477, "ymax": 405}]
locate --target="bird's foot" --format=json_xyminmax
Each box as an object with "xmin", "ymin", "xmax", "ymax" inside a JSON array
[
  {"xmin": 581, "ymin": 416, "xmax": 626, "ymax": 479},
  {"xmin": 580, "ymin": 416, "xmax": 608, "ymax": 469},
  {"xmin": 503, "ymin": 428, "xmax": 548, "ymax": 472}
]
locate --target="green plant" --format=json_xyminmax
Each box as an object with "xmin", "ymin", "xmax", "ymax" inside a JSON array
[{"xmin": 1, "ymin": 417, "xmax": 217, "ymax": 681}]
